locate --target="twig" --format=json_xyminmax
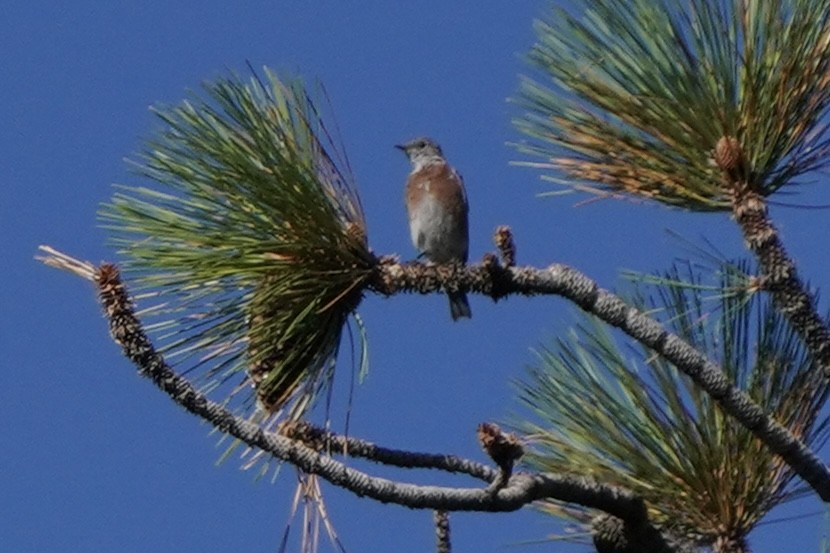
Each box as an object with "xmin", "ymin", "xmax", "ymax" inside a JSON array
[
  {"xmin": 434, "ymin": 510, "xmax": 451, "ymax": 553},
  {"xmin": 477, "ymin": 422, "xmax": 523, "ymax": 493},
  {"xmin": 280, "ymin": 421, "xmax": 496, "ymax": 483},
  {"xmin": 493, "ymin": 226, "xmax": 516, "ymax": 268}
]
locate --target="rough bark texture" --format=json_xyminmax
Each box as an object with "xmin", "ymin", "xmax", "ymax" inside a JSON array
[
  {"xmin": 434, "ymin": 510, "xmax": 451, "ymax": 553},
  {"xmin": 95, "ymin": 263, "xmax": 673, "ymax": 545},
  {"xmin": 730, "ymin": 181, "xmax": 830, "ymax": 374},
  {"xmin": 281, "ymin": 420, "xmax": 496, "ymax": 481},
  {"xmin": 370, "ymin": 259, "xmax": 830, "ymax": 501}
]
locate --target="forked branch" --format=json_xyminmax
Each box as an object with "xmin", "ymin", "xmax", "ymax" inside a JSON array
[
  {"xmin": 84, "ymin": 259, "xmax": 678, "ymax": 551},
  {"xmin": 370, "ymin": 253, "xmax": 830, "ymax": 501},
  {"xmin": 37, "ymin": 242, "xmax": 830, "ymax": 502}
]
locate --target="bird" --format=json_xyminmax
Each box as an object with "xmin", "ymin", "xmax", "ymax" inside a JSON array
[{"xmin": 396, "ymin": 137, "xmax": 471, "ymax": 320}]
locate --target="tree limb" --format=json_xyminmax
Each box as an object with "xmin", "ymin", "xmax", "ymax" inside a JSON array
[
  {"xmin": 38, "ymin": 241, "xmax": 830, "ymax": 503},
  {"xmin": 731, "ymin": 181, "xmax": 830, "ymax": 372},
  {"xmin": 369, "ymin": 257, "xmax": 830, "ymax": 501},
  {"xmin": 715, "ymin": 135, "xmax": 830, "ymax": 378},
  {"xmin": 37, "ymin": 242, "xmax": 830, "ymax": 505},
  {"xmin": 94, "ymin": 262, "xmax": 660, "ymax": 523}
]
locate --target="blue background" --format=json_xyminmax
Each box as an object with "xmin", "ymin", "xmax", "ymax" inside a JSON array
[{"xmin": 3, "ymin": 2, "xmax": 830, "ymax": 551}]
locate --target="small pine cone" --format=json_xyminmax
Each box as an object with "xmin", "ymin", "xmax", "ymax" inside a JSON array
[
  {"xmin": 714, "ymin": 136, "xmax": 747, "ymax": 182},
  {"xmin": 493, "ymin": 225, "xmax": 517, "ymax": 267},
  {"xmin": 477, "ymin": 422, "xmax": 524, "ymax": 471}
]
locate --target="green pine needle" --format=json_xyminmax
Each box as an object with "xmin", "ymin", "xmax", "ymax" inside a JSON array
[
  {"xmin": 513, "ymin": 0, "xmax": 830, "ymax": 210},
  {"xmin": 99, "ymin": 68, "xmax": 375, "ymax": 419},
  {"xmin": 514, "ymin": 260, "xmax": 830, "ymax": 543}
]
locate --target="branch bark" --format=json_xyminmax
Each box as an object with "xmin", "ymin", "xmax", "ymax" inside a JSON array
[
  {"xmin": 715, "ymin": 135, "xmax": 830, "ymax": 377},
  {"xmin": 370, "ymin": 257, "xmax": 830, "ymax": 501},
  {"xmin": 37, "ymin": 243, "xmax": 830, "ymax": 503},
  {"xmin": 94, "ymin": 262, "xmax": 663, "ymax": 525},
  {"xmin": 434, "ymin": 510, "xmax": 451, "ymax": 553},
  {"xmin": 280, "ymin": 421, "xmax": 495, "ymax": 483},
  {"xmin": 730, "ymin": 180, "xmax": 830, "ymax": 372}
]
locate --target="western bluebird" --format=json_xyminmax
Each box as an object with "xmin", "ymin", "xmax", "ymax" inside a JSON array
[{"xmin": 396, "ymin": 137, "xmax": 471, "ymax": 320}]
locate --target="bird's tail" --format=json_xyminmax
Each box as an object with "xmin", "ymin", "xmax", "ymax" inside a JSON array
[{"xmin": 448, "ymin": 291, "xmax": 472, "ymax": 321}]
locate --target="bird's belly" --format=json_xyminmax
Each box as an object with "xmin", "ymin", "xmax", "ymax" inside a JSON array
[{"xmin": 409, "ymin": 199, "xmax": 465, "ymax": 263}]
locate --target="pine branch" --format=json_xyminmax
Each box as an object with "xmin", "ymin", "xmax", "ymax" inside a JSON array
[
  {"xmin": 92, "ymin": 260, "xmax": 661, "ymax": 523},
  {"xmin": 514, "ymin": 0, "xmax": 830, "ymax": 211},
  {"xmin": 88, "ymin": 256, "xmax": 687, "ymax": 552},
  {"xmin": 728, "ymin": 178, "xmax": 830, "ymax": 374},
  {"xmin": 280, "ymin": 421, "xmax": 496, "ymax": 482},
  {"xmin": 38, "ymin": 244, "xmax": 830, "ymax": 502},
  {"xmin": 99, "ymin": 69, "xmax": 375, "ymax": 419},
  {"xmin": 370, "ymin": 256, "xmax": 830, "ymax": 501},
  {"xmin": 516, "ymin": 258, "xmax": 830, "ymax": 544}
]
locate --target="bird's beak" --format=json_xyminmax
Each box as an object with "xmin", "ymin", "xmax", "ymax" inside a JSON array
[{"xmin": 394, "ymin": 144, "xmax": 407, "ymax": 152}]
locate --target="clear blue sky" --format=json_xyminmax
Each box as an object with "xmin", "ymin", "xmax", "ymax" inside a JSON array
[{"xmin": 3, "ymin": 2, "xmax": 830, "ymax": 552}]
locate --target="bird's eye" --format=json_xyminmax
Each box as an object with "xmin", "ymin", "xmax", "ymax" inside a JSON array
[{"xmin": 417, "ymin": 140, "xmax": 427, "ymax": 148}]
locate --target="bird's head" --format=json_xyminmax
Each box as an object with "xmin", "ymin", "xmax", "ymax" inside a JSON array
[{"xmin": 395, "ymin": 137, "xmax": 445, "ymax": 169}]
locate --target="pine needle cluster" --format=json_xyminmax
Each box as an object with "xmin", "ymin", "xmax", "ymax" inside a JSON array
[
  {"xmin": 100, "ymin": 69, "xmax": 375, "ymax": 418},
  {"xmin": 514, "ymin": 0, "xmax": 830, "ymax": 209},
  {"xmin": 516, "ymin": 261, "xmax": 830, "ymax": 544}
]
